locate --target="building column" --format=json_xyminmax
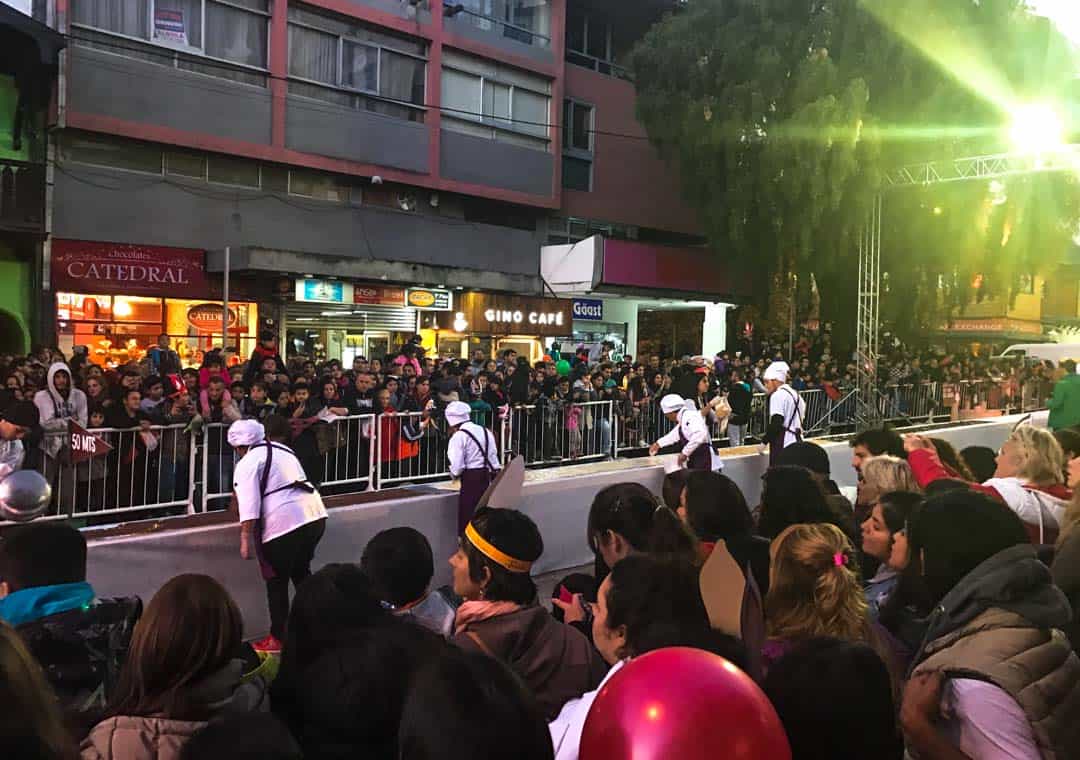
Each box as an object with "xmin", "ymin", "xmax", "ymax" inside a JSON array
[{"xmin": 701, "ymin": 303, "xmax": 730, "ymax": 356}]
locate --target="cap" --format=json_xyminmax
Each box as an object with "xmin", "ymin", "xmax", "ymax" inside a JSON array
[
  {"xmin": 763, "ymin": 361, "xmax": 790, "ymax": 382},
  {"xmin": 1, "ymin": 400, "xmax": 40, "ymax": 429},
  {"xmin": 445, "ymin": 401, "xmax": 472, "ymax": 426},
  {"xmin": 660, "ymin": 394, "xmax": 686, "ymax": 414},
  {"xmin": 227, "ymin": 419, "xmax": 265, "ymax": 447},
  {"xmin": 776, "ymin": 441, "xmax": 831, "ymax": 476}
]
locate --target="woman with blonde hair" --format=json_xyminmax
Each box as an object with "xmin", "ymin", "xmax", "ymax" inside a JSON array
[
  {"xmin": 857, "ymin": 456, "xmax": 921, "ymax": 508},
  {"xmin": 0, "ymin": 620, "xmax": 77, "ymax": 760},
  {"xmin": 906, "ymin": 426, "xmax": 1072, "ymax": 544},
  {"xmin": 763, "ymin": 523, "xmax": 896, "ymax": 683}
]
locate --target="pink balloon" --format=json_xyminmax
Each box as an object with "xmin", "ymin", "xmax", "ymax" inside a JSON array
[{"xmin": 580, "ymin": 647, "xmax": 791, "ymax": 760}]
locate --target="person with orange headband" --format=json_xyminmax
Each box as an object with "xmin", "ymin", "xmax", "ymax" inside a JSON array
[{"xmin": 449, "ymin": 508, "xmax": 606, "ymax": 720}]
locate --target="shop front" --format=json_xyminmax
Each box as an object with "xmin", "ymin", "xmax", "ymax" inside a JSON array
[
  {"xmin": 52, "ymin": 239, "xmax": 258, "ymax": 368},
  {"xmin": 285, "ymin": 280, "xmax": 453, "ymax": 364},
  {"xmin": 426, "ymin": 292, "xmax": 574, "ymax": 362}
]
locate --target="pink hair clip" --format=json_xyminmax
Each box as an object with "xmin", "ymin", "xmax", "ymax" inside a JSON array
[{"xmin": 833, "ymin": 552, "xmax": 846, "ymax": 567}]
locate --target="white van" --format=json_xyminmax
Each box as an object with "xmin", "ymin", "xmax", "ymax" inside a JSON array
[{"xmin": 996, "ymin": 343, "xmax": 1080, "ymax": 365}]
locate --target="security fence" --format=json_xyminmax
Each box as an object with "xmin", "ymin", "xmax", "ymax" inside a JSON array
[{"xmin": 17, "ymin": 380, "xmax": 1047, "ymax": 525}]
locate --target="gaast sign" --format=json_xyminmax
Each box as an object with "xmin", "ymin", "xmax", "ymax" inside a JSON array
[{"xmin": 572, "ymin": 299, "xmax": 604, "ymax": 321}]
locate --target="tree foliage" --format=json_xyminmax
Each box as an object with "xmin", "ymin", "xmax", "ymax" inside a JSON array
[{"xmin": 629, "ymin": 0, "xmax": 1079, "ymax": 345}]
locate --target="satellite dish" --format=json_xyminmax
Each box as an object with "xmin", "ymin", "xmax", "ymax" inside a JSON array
[{"xmin": 0, "ymin": 470, "xmax": 53, "ymax": 523}]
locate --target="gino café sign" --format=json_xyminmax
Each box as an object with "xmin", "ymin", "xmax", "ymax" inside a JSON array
[
  {"xmin": 435, "ymin": 293, "xmax": 572, "ymax": 337},
  {"xmin": 51, "ymin": 240, "xmax": 207, "ymax": 298}
]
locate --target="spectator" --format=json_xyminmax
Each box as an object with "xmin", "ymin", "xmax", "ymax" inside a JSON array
[
  {"xmin": 763, "ymin": 523, "xmax": 895, "ymax": 681},
  {"xmin": 763, "ymin": 638, "xmax": 903, "ymax": 760},
  {"xmin": 927, "ymin": 437, "xmax": 976, "ymax": 482},
  {"xmin": 961, "ymin": 444, "xmax": 998, "ymax": 482},
  {"xmin": 849, "ymin": 427, "xmax": 906, "ymax": 504},
  {"xmin": 726, "ymin": 368, "xmax": 753, "ymax": 447},
  {"xmin": 0, "ymin": 620, "xmax": 78, "ymax": 760},
  {"xmin": 549, "ymin": 554, "xmax": 743, "ymax": 760},
  {"xmin": 80, "ymin": 574, "xmax": 263, "ymax": 760},
  {"xmin": 907, "ymin": 427, "xmax": 1071, "ymax": 544},
  {"xmin": 243, "ymin": 331, "xmax": 287, "ymax": 385},
  {"xmin": 1049, "ymin": 359, "xmax": 1080, "ymax": 431},
  {"xmin": 361, "ymin": 526, "xmax": 456, "ymax": 638},
  {"xmin": 147, "ymin": 334, "xmax": 181, "ymax": 378},
  {"xmin": 756, "ymin": 465, "xmax": 839, "ymax": 539},
  {"xmin": 776, "ymin": 441, "xmax": 858, "ymax": 541},
  {"xmin": 1051, "ymin": 456, "xmax": 1080, "ymax": 648},
  {"xmin": 450, "ymin": 507, "xmax": 605, "ymax": 720},
  {"xmin": 270, "ymin": 564, "xmax": 446, "ymax": 760},
  {"xmin": 400, "ymin": 647, "xmax": 554, "ymax": 760},
  {"xmin": 586, "ymin": 482, "xmax": 698, "ymax": 578},
  {"xmin": 179, "ymin": 713, "xmax": 301, "ymax": 760},
  {"xmin": 678, "ymin": 470, "xmax": 771, "ymax": 595},
  {"xmin": 0, "ymin": 522, "xmax": 141, "ymax": 714},
  {"xmin": 902, "ymin": 489, "xmax": 1080, "ymax": 760},
  {"xmin": 858, "ymin": 456, "xmax": 921, "ymax": 516},
  {"xmin": 0, "ymin": 399, "xmax": 39, "ymax": 479},
  {"xmin": 860, "ymin": 491, "xmax": 923, "ymax": 619},
  {"xmin": 35, "ymin": 362, "xmax": 88, "ymax": 510}
]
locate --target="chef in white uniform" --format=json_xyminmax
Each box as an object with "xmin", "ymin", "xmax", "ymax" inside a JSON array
[
  {"xmin": 446, "ymin": 401, "xmax": 501, "ymax": 532},
  {"xmin": 763, "ymin": 361, "xmax": 805, "ymax": 465},
  {"xmin": 649, "ymin": 394, "xmax": 712, "ymax": 470}
]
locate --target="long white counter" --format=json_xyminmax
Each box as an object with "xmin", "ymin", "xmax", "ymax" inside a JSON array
[{"xmin": 86, "ymin": 412, "xmax": 1044, "ymax": 637}]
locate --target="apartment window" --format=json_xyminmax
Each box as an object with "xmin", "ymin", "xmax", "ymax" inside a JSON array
[
  {"xmin": 454, "ymin": 0, "xmax": 551, "ymax": 48},
  {"xmin": 564, "ymin": 7, "xmax": 628, "ymax": 78},
  {"xmin": 441, "ymin": 49, "xmax": 551, "ymax": 151},
  {"xmin": 71, "ymin": 0, "xmax": 270, "ymax": 69},
  {"xmin": 289, "ymin": 169, "xmax": 349, "ymax": 202},
  {"xmin": 207, "ymin": 155, "xmax": 260, "ymax": 188},
  {"xmin": 63, "ymin": 132, "xmax": 163, "ymax": 174},
  {"xmin": 165, "ymin": 150, "xmax": 206, "ymax": 179},
  {"xmin": 287, "ymin": 5, "xmax": 427, "ymax": 122},
  {"xmin": 562, "ymin": 99, "xmax": 593, "ymax": 191}
]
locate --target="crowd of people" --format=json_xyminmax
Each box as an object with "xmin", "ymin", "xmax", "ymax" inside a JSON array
[{"xmin": 3, "ymin": 408, "xmax": 1080, "ymax": 758}]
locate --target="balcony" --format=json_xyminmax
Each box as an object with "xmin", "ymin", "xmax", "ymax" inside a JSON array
[
  {"xmin": 0, "ymin": 159, "xmax": 45, "ymax": 234},
  {"xmin": 444, "ymin": 1, "xmax": 553, "ymax": 62}
]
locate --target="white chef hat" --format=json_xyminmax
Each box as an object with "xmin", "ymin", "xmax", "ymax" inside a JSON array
[
  {"xmin": 763, "ymin": 361, "xmax": 790, "ymax": 382},
  {"xmin": 660, "ymin": 394, "xmax": 686, "ymax": 414},
  {"xmin": 227, "ymin": 419, "xmax": 265, "ymax": 447},
  {"xmin": 445, "ymin": 401, "xmax": 472, "ymax": 426}
]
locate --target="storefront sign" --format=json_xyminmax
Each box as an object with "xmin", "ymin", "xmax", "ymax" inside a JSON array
[
  {"xmin": 572, "ymin": 299, "xmax": 604, "ymax": 321},
  {"xmin": 187, "ymin": 303, "xmax": 238, "ymax": 331},
  {"xmin": 295, "ymin": 279, "xmax": 352, "ymax": 304},
  {"xmin": 937, "ymin": 318, "xmax": 1042, "ymax": 335},
  {"xmin": 435, "ymin": 293, "xmax": 572, "ymax": 337},
  {"xmin": 354, "ymin": 285, "xmax": 405, "ymax": 307},
  {"xmin": 406, "ymin": 288, "xmax": 452, "ymax": 311},
  {"xmin": 52, "ymin": 240, "xmax": 207, "ymax": 298},
  {"xmin": 69, "ymin": 420, "xmax": 112, "ymax": 463}
]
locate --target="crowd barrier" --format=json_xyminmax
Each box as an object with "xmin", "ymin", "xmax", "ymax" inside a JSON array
[{"xmin": 21, "ymin": 379, "xmax": 1048, "ymax": 524}]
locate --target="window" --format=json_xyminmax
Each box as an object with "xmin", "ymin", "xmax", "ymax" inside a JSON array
[
  {"xmin": 562, "ymin": 99, "xmax": 593, "ymax": 191},
  {"xmin": 440, "ymin": 50, "xmax": 551, "ymax": 151},
  {"xmin": 289, "ymin": 169, "xmax": 349, "ymax": 202},
  {"xmin": 564, "ymin": 7, "xmax": 628, "ymax": 78},
  {"xmin": 207, "ymin": 155, "xmax": 260, "ymax": 188},
  {"xmin": 165, "ymin": 150, "xmax": 206, "ymax": 178},
  {"xmin": 63, "ymin": 133, "xmax": 163, "ymax": 174},
  {"xmin": 455, "ymin": 0, "xmax": 551, "ymax": 48},
  {"xmin": 286, "ymin": 5, "xmax": 427, "ymax": 121},
  {"xmin": 71, "ymin": 0, "xmax": 270, "ymax": 69}
]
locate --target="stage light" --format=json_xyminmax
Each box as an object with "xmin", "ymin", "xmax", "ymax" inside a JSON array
[{"xmin": 1008, "ymin": 103, "xmax": 1065, "ymax": 154}]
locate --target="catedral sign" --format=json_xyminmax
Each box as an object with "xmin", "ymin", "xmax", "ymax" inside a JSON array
[
  {"xmin": 52, "ymin": 240, "xmax": 208, "ymax": 299},
  {"xmin": 435, "ymin": 293, "xmax": 572, "ymax": 337}
]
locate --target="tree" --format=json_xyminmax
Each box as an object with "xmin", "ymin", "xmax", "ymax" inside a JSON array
[{"xmin": 629, "ymin": 0, "xmax": 1079, "ymax": 347}]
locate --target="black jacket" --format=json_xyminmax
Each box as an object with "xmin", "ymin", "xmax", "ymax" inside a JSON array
[{"xmin": 17, "ymin": 596, "xmax": 142, "ymax": 714}]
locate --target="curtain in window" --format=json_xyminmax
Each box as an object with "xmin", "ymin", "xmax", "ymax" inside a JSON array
[
  {"xmin": 441, "ymin": 68, "xmax": 481, "ymax": 119},
  {"xmin": 483, "ymin": 81, "xmax": 510, "ymax": 126},
  {"xmin": 514, "ymin": 89, "xmax": 548, "ymax": 136},
  {"xmin": 288, "ymin": 24, "xmax": 336, "ymax": 83},
  {"xmin": 207, "ymin": 2, "xmax": 268, "ymax": 68},
  {"xmin": 73, "ymin": 0, "xmax": 149, "ymax": 39},
  {"xmin": 343, "ymin": 41, "xmax": 378, "ymax": 92},
  {"xmin": 152, "ymin": 0, "xmax": 201, "ymax": 48},
  {"xmin": 379, "ymin": 50, "xmax": 424, "ymax": 105}
]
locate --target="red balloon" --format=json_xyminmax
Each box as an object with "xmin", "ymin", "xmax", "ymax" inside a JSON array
[{"xmin": 580, "ymin": 648, "xmax": 790, "ymax": 760}]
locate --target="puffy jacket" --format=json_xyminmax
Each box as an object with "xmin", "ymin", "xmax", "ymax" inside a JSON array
[
  {"xmin": 17, "ymin": 595, "xmax": 142, "ymax": 714},
  {"xmin": 80, "ymin": 715, "xmax": 205, "ymax": 760},
  {"xmin": 1048, "ymin": 373, "xmax": 1080, "ymax": 431},
  {"xmin": 911, "ymin": 544, "xmax": 1080, "ymax": 760}
]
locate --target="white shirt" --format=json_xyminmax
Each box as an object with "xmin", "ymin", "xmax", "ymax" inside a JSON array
[
  {"xmin": 655, "ymin": 406, "xmax": 710, "ymax": 456},
  {"xmin": 448, "ymin": 422, "xmax": 501, "ymax": 478},
  {"xmin": 768, "ymin": 384, "xmax": 805, "ymax": 448},
  {"xmin": 549, "ymin": 659, "xmax": 624, "ymax": 760},
  {"xmin": 234, "ymin": 442, "xmax": 327, "ymax": 543}
]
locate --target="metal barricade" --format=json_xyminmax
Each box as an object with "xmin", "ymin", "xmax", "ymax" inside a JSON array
[
  {"xmin": 314, "ymin": 414, "xmax": 377, "ymax": 491},
  {"xmin": 506, "ymin": 400, "xmax": 613, "ymax": 466},
  {"xmin": 199, "ymin": 422, "xmax": 238, "ymax": 513},
  {"xmin": 375, "ymin": 408, "xmax": 498, "ymax": 488},
  {"xmin": 41, "ymin": 424, "xmax": 193, "ymax": 521}
]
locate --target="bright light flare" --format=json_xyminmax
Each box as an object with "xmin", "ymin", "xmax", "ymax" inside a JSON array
[{"xmin": 1008, "ymin": 103, "xmax": 1066, "ymax": 154}]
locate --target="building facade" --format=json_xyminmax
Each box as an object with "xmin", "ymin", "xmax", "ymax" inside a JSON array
[{"xmin": 39, "ymin": 0, "xmax": 739, "ymax": 365}]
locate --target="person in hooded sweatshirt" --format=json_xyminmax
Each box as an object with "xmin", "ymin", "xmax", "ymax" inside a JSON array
[
  {"xmin": 243, "ymin": 331, "xmax": 287, "ymax": 386},
  {"xmin": 34, "ymin": 361, "xmax": 88, "ymax": 512},
  {"xmin": 901, "ymin": 489, "xmax": 1080, "ymax": 760}
]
